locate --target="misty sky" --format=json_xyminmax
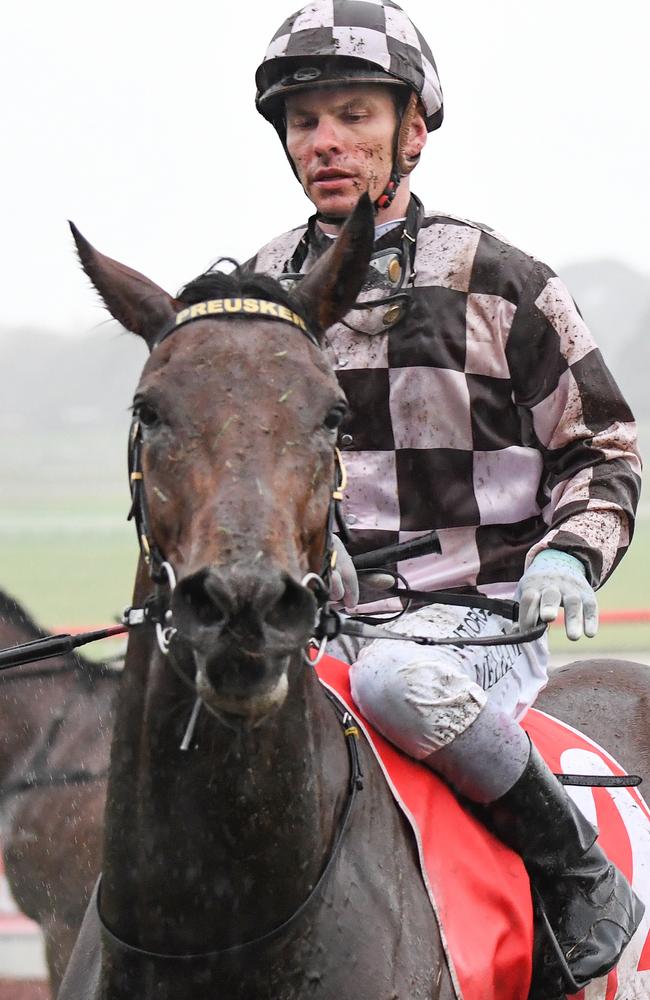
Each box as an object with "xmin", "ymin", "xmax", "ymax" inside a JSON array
[{"xmin": 2, "ymin": 0, "xmax": 649, "ymax": 333}]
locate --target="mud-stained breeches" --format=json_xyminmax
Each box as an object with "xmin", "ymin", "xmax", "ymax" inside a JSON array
[{"xmin": 329, "ymin": 604, "xmax": 549, "ymax": 760}]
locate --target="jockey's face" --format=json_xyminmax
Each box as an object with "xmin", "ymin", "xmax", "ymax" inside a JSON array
[{"xmin": 285, "ymin": 84, "xmax": 399, "ymax": 218}]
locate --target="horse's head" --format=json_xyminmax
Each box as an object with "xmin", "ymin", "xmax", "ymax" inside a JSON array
[{"xmin": 71, "ymin": 198, "xmax": 374, "ymax": 720}]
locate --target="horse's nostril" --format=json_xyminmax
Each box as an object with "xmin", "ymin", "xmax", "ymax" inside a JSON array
[
  {"xmin": 181, "ymin": 576, "xmax": 226, "ymax": 627},
  {"xmin": 175, "ymin": 568, "xmax": 315, "ymax": 637},
  {"xmin": 264, "ymin": 578, "xmax": 316, "ymax": 631}
]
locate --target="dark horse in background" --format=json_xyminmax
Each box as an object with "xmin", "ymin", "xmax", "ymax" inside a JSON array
[
  {"xmin": 0, "ymin": 590, "xmax": 117, "ymax": 995},
  {"xmin": 1, "ymin": 196, "xmax": 639, "ymax": 999}
]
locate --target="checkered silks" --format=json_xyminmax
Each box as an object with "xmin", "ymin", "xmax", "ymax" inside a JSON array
[{"xmin": 249, "ymin": 207, "xmax": 641, "ymax": 598}]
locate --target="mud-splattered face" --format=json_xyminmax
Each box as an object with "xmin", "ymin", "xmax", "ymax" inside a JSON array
[{"xmin": 285, "ymin": 84, "xmax": 398, "ymax": 217}]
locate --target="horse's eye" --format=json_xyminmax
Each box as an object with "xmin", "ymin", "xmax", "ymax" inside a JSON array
[
  {"xmin": 136, "ymin": 402, "xmax": 159, "ymax": 428},
  {"xmin": 324, "ymin": 406, "xmax": 347, "ymax": 431}
]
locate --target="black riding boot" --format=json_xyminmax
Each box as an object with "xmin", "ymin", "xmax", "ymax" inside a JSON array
[{"xmin": 487, "ymin": 742, "xmax": 644, "ymax": 996}]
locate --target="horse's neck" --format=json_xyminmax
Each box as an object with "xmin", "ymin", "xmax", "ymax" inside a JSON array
[
  {"xmin": 0, "ymin": 654, "xmax": 78, "ymax": 784},
  {"xmin": 101, "ymin": 631, "xmax": 350, "ymax": 954}
]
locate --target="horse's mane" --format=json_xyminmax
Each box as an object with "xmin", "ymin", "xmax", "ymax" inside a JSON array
[
  {"xmin": 0, "ymin": 588, "xmax": 117, "ymax": 685},
  {"xmin": 177, "ymin": 266, "xmax": 304, "ymax": 318},
  {"xmin": 0, "ymin": 588, "xmax": 46, "ymax": 640}
]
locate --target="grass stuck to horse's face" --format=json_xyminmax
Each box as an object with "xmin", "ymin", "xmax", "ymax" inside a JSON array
[{"xmin": 69, "ymin": 196, "xmax": 374, "ymax": 721}]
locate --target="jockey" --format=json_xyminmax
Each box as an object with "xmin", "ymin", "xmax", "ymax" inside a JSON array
[{"xmin": 249, "ymin": 1, "xmax": 644, "ymax": 995}]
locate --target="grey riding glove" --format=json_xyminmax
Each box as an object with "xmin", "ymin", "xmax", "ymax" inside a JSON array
[
  {"xmin": 330, "ymin": 535, "xmax": 360, "ymax": 608},
  {"xmin": 515, "ymin": 549, "xmax": 599, "ymax": 641},
  {"xmin": 330, "ymin": 535, "xmax": 394, "ymax": 610}
]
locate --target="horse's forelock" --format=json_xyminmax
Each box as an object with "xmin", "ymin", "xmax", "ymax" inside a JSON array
[{"xmin": 177, "ymin": 269, "xmax": 305, "ymax": 321}]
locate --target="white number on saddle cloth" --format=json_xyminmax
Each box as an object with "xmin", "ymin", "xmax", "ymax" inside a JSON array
[{"xmin": 558, "ymin": 747, "xmax": 650, "ymax": 1000}]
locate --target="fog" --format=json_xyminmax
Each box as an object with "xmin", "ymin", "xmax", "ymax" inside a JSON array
[{"xmin": 2, "ymin": 0, "xmax": 649, "ymax": 333}]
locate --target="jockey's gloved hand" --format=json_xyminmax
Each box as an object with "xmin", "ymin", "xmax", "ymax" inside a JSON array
[
  {"xmin": 515, "ymin": 549, "xmax": 599, "ymax": 641},
  {"xmin": 330, "ymin": 536, "xmax": 394, "ymax": 609}
]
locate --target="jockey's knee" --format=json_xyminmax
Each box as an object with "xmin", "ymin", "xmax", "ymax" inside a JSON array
[{"xmin": 350, "ymin": 651, "xmax": 487, "ymax": 759}]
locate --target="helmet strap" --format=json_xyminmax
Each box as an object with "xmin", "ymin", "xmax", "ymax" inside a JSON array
[
  {"xmin": 374, "ymin": 165, "xmax": 402, "ymax": 213},
  {"xmin": 373, "ymin": 90, "xmax": 420, "ymax": 216}
]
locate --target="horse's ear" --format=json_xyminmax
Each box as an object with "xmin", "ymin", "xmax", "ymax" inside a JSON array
[
  {"xmin": 69, "ymin": 222, "xmax": 180, "ymax": 350},
  {"xmin": 290, "ymin": 194, "xmax": 375, "ymax": 338}
]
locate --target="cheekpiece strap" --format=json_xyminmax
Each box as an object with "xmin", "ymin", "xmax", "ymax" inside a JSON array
[{"xmin": 156, "ymin": 298, "xmax": 318, "ymax": 348}]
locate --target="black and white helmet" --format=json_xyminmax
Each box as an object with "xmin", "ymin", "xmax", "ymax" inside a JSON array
[{"xmin": 255, "ymin": 0, "xmax": 443, "ymax": 133}]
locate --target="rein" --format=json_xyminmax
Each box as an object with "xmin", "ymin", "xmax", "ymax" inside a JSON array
[
  {"xmin": 123, "ymin": 300, "xmax": 542, "ymax": 665},
  {"xmin": 0, "ymin": 627, "xmax": 127, "ymax": 673},
  {"xmin": 0, "ymin": 292, "xmax": 559, "ymax": 671}
]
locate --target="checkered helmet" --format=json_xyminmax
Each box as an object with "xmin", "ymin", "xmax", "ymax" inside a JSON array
[{"xmin": 256, "ymin": 0, "xmax": 443, "ymax": 133}]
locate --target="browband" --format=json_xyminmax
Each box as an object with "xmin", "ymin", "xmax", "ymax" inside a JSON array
[{"xmin": 156, "ymin": 298, "xmax": 318, "ymax": 348}]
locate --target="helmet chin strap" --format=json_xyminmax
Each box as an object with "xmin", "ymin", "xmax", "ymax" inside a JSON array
[{"xmin": 314, "ymin": 92, "xmax": 421, "ymax": 227}]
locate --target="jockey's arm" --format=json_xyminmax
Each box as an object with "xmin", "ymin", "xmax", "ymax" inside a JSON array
[{"xmin": 508, "ymin": 264, "xmax": 640, "ymax": 637}]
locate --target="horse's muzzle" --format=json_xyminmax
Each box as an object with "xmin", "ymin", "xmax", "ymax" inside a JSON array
[{"xmin": 171, "ymin": 565, "xmax": 318, "ymax": 718}]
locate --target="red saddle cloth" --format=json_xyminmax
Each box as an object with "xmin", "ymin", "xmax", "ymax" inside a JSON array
[{"xmin": 316, "ymin": 655, "xmax": 650, "ymax": 1000}]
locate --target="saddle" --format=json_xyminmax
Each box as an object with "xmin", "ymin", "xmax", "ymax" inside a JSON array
[{"xmin": 317, "ymin": 655, "xmax": 650, "ymax": 1000}]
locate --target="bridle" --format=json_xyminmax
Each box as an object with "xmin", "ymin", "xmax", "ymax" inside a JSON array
[
  {"xmin": 123, "ymin": 296, "xmax": 347, "ymax": 666},
  {"xmin": 126, "ymin": 411, "xmax": 347, "ymax": 658},
  {"xmin": 0, "ymin": 290, "xmax": 547, "ymax": 683},
  {"xmin": 104, "ymin": 303, "xmax": 372, "ymax": 961},
  {"xmin": 124, "ymin": 295, "xmax": 545, "ymax": 676},
  {"xmin": 120, "ymin": 293, "xmax": 550, "ymax": 762}
]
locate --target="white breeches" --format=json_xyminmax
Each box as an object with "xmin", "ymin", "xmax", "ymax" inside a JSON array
[{"xmin": 330, "ymin": 603, "xmax": 549, "ymax": 760}]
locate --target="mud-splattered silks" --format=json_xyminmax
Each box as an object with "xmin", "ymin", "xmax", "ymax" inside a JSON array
[{"xmin": 247, "ymin": 197, "xmax": 641, "ymax": 607}]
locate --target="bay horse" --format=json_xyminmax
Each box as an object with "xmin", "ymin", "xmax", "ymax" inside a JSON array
[
  {"xmin": 0, "ymin": 589, "xmax": 117, "ymax": 995},
  {"xmin": 56, "ymin": 195, "xmax": 650, "ymax": 999},
  {"xmin": 58, "ymin": 196, "xmax": 457, "ymax": 999}
]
